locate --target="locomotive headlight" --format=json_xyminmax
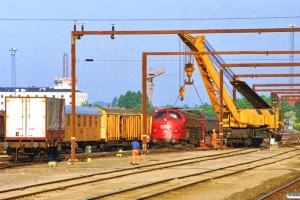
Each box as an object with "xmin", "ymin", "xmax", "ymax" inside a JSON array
[
  {"xmin": 174, "ymin": 129, "xmax": 178, "ymax": 133},
  {"xmin": 153, "ymin": 129, "xmax": 157, "ymax": 133},
  {"xmin": 3, "ymin": 142, "xmax": 9, "ymax": 149},
  {"xmin": 33, "ymin": 142, "xmax": 39, "ymax": 148}
]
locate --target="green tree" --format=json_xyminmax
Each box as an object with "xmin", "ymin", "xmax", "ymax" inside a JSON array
[
  {"xmin": 199, "ymin": 103, "xmax": 216, "ymax": 117},
  {"xmin": 163, "ymin": 104, "xmax": 173, "ymax": 108},
  {"xmin": 235, "ymin": 95, "xmax": 270, "ymax": 109},
  {"xmin": 81, "ymin": 100, "xmax": 90, "ymax": 107},
  {"xmin": 117, "ymin": 90, "xmax": 153, "ymax": 109},
  {"xmin": 112, "ymin": 97, "xmax": 118, "ymax": 107}
]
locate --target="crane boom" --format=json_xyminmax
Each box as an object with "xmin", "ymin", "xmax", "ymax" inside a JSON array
[
  {"xmin": 179, "ymin": 34, "xmax": 282, "ymax": 147},
  {"xmin": 178, "ymin": 34, "xmax": 241, "ymax": 123}
]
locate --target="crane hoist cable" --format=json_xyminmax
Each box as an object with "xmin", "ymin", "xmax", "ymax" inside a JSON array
[{"xmin": 174, "ymin": 81, "xmax": 204, "ymax": 107}]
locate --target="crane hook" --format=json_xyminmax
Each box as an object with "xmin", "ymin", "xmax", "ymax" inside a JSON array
[
  {"xmin": 179, "ymin": 86, "xmax": 185, "ymax": 101},
  {"xmin": 184, "ymin": 62, "xmax": 195, "ymax": 85}
]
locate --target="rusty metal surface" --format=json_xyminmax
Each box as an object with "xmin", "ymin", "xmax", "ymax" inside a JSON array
[
  {"xmin": 255, "ymin": 89, "xmax": 300, "ymax": 92},
  {"xmin": 253, "ymin": 83, "xmax": 300, "ymax": 87},
  {"xmin": 281, "ymin": 95, "xmax": 300, "ymax": 100},
  {"xmin": 222, "ymin": 63, "xmax": 300, "ymax": 67},
  {"xmin": 234, "ymin": 73, "xmax": 300, "ymax": 78},
  {"xmin": 72, "ymin": 27, "xmax": 300, "ymax": 36},
  {"xmin": 133, "ymin": 51, "xmax": 300, "ymax": 56}
]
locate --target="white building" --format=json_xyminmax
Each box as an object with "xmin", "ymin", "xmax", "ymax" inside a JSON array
[{"xmin": 0, "ymin": 77, "xmax": 88, "ymax": 111}]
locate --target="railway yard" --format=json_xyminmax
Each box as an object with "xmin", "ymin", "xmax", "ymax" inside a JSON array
[{"xmin": 0, "ymin": 132, "xmax": 299, "ymax": 200}]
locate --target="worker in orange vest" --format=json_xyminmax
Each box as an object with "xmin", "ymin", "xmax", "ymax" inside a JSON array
[{"xmin": 211, "ymin": 129, "xmax": 217, "ymax": 149}]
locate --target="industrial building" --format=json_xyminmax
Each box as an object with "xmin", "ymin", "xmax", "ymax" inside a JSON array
[{"xmin": 0, "ymin": 77, "xmax": 88, "ymax": 111}]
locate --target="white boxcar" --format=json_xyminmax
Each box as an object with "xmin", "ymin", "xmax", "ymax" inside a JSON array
[{"xmin": 3, "ymin": 97, "xmax": 65, "ymax": 161}]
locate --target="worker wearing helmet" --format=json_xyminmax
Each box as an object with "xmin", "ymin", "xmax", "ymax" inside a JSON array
[{"xmin": 211, "ymin": 129, "xmax": 217, "ymax": 149}]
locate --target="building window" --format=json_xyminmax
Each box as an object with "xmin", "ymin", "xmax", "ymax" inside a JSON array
[
  {"xmin": 1, "ymin": 95, "xmax": 3, "ymax": 98},
  {"xmin": 69, "ymin": 95, "xmax": 71, "ymax": 98},
  {"xmin": 1, "ymin": 102, "xmax": 3, "ymax": 105},
  {"xmin": 36, "ymin": 95, "xmax": 38, "ymax": 97},
  {"xmin": 53, "ymin": 95, "xmax": 55, "ymax": 98},
  {"xmin": 61, "ymin": 95, "xmax": 64, "ymax": 98},
  {"xmin": 27, "ymin": 95, "xmax": 29, "ymax": 97},
  {"xmin": 69, "ymin": 102, "xmax": 72, "ymax": 105},
  {"xmin": 44, "ymin": 95, "xmax": 46, "ymax": 97}
]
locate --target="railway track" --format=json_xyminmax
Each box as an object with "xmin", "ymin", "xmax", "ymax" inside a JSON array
[
  {"xmin": 1, "ymin": 149, "xmax": 298, "ymax": 199},
  {"xmin": 257, "ymin": 177, "xmax": 300, "ymax": 200},
  {"xmin": 0, "ymin": 147, "xmax": 213, "ymax": 171}
]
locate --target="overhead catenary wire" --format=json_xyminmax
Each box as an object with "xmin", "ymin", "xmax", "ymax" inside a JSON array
[{"xmin": 1, "ymin": 15, "xmax": 300, "ymax": 21}]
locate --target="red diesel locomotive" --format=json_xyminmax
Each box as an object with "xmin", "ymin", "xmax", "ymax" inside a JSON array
[{"xmin": 151, "ymin": 108, "xmax": 205, "ymax": 148}]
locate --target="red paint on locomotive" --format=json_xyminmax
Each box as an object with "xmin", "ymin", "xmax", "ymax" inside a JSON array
[{"xmin": 151, "ymin": 108, "xmax": 204, "ymax": 147}]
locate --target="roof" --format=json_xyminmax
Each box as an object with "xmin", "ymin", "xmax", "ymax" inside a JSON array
[
  {"xmin": 99, "ymin": 107, "xmax": 141, "ymax": 115},
  {"xmin": 0, "ymin": 87, "xmax": 83, "ymax": 93},
  {"xmin": 65, "ymin": 105, "xmax": 102, "ymax": 115}
]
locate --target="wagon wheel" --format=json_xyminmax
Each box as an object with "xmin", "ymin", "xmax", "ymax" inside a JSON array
[
  {"xmin": 227, "ymin": 139, "xmax": 234, "ymax": 147},
  {"xmin": 181, "ymin": 140, "xmax": 188, "ymax": 150},
  {"xmin": 28, "ymin": 155, "xmax": 34, "ymax": 161},
  {"xmin": 187, "ymin": 142, "xmax": 195, "ymax": 149},
  {"xmin": 37, "ymin": 152, "xmax": 42, "ymax": 162},
  {"xmin": 52, "ymin": 148, "xmax": 58, "ymax": 160},
  {"xmin": 11, "ymin": 152, "xmax": 18, "ymax": 162}
]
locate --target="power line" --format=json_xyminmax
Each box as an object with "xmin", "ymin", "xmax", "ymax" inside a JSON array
[
  {"xmin": 1, "ymin": 16, "xmax": 300, "ymax": 21},
  {"xmin": 76, "ymin": 58, "xmax": 300, "ymax": 62}
]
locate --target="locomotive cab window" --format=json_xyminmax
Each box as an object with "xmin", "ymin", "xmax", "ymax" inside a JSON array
[
  {"xmin": 154, "ymin": 111, "xmax": 166, "ymax": 120},
  {"xmin": 169, "ymin": 111, "xmax": 181, "ymax": 120}
]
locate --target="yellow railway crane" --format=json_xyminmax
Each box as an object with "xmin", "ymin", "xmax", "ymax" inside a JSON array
[{"xmin": 179, "ymin": 34, "xmax": 283, "ymax": 147}]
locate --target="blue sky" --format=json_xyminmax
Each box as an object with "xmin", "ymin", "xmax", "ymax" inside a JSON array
[{"xmin": 1, "ymin": 1, "xmax": 300, "ymax": 106}]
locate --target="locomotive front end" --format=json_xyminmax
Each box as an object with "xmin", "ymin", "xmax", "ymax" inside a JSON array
[{"xmin": 151, "ymin": 108, "xmax": 185, "ymax": 146}]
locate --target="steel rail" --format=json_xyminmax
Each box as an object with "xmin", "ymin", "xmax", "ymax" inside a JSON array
[
  {"xmin": 0, "ymin": 149, "xmax": 247, "ymax": 196},
  {"xmin": 137, "ymin": 152, "xmax": 300, "ymax": 200},
  {"xmin": 86, "ymin": 150, "xmax": 298, "ymax": 199},
  {"xmin": 257, "ymin": 177, "xmax": 300, "ymax": 200}
]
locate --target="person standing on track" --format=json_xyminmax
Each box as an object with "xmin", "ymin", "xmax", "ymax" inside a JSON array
[
  {"xmin": 275, "ymin": 131, "xmax": 282, "ymax": 149},
  {"xmin": 131, "ymin": 138, "xmax": 140, "ymax": 165},
  {"xmin": 211, "ymin": 129, "xmax": 217, "ymax": 149}
]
